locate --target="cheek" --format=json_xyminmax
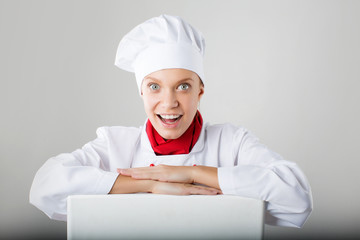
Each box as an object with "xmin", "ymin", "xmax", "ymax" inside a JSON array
[
  {"xmin": 143, "ymin": 96, "xmax": 157, "ymax": 112},
  {"xmin": 181, "ymin": 95, "xmax": 199, "ymax": 112}
]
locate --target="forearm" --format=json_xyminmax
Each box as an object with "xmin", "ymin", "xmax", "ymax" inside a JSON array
[
  {"xmin": 109, "ymin": 174, "xmax": 154, "ymax": 194},
  {"xmin": 117, "ymin": 165, "xmax": 221, "ymax": 192},
  {"xmin": 192, "ymin": 166, "xmax": 220, "ymax": 190}
]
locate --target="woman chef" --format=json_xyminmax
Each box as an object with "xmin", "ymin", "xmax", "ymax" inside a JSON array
[{"xmin": 30, "ymin": 14, "xmax": 313, "ymax": 228}]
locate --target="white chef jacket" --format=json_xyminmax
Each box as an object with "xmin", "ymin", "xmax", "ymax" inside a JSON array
[{"xmin": 29, "ymin": 121, "xmax": 312, "ymax": 227}]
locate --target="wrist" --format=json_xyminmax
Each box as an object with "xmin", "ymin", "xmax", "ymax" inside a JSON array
[
  {"xmin": 140, "ymin": 179, "xmax": 155, "ymax": 193},
  {"xmin": 192, "ymin": 165, "xmax": 210, "ymax": 184},
  {"xmin": 190, "ymin": 165, "xmax": 199, "ymax": 184},
  {"xmin": 191, "ymin": 166, "xmax": 220, "ymax": 189},
  {"xmin": 109, "ymin": 175, "xmax": 155, "ymax": 194}
]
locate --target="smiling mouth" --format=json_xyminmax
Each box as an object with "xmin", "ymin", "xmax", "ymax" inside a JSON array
[{"xmin": 157, "ymin": 114, "xmax": 183, "ymax": 124}]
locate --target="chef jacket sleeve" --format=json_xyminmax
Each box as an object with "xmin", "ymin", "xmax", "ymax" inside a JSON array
[
  {"xmin": 29, "ymin": 127, "xmax": 119, "ymax": 221},
  {"xmin": 217, "ymin": 128, "xmax": 313, "ymax": 228}
]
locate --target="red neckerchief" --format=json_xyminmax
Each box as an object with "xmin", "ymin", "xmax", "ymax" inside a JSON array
[{"xmin": 146, "ymin": 111, "xmax": 203, "ymax": 155}]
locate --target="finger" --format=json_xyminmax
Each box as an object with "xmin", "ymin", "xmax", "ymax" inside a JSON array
[
  {"xmin": 205, "ymin": 187, "xmax": 222, "ymax": 194},
  {"xmin": 119, "ymin": 166, "xmax": 158, "ymax": 173},
  {"xmin": 118, "ymin": 167, "xmax": 151, "ymax": 176},
  {"xmin": 189, "ymin": 187, "xmax": 218, "ymax": 195},
  {"xmin": 185, "ymin": 185, "xmax": 219, "ymax": 195},
  {"xmin": 190, "ymin": 184, "xmax": 222, "ymax": 194},
  {"xmin": 194, "ymin": 185, "xmax": 223, "ymax": 195},
  {"xmin": 129, "ymin": 167, "xmax": 170, "ymax": 181},
  {"xmin": 131, "ymin": 171, "xmax": 164, "ymax": 181},
  {"xmin": 117, "ymin": 168, "xmax": 132, "ymax": 176},
  {"xmin": 117, "ymin": 168, "xmax": 160, "ymax": 180}
]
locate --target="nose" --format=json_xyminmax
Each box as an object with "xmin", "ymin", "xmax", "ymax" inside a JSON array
[{"xmin": 160, "ymin": 89, "xmax": 179, "ymax": 109}]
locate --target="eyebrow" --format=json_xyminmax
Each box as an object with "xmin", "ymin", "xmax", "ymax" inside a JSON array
[{"xmin": 144, "ymin": 77, "xmax": 194, "ymax": 83}]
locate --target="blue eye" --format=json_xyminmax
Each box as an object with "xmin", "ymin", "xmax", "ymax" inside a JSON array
[
  {"xmin": 178, "ymin": 83, "xmax": 189, "ymax": 90},
  {"xmin": 149, "ymin": 83, "xmax": 160, "ymax": 90}
]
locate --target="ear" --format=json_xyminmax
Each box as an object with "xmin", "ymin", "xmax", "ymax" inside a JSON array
[
  {"xmin": 140, "ymin": 79, "xmax": 145, "ymax": 98},
  {"xmin": 198, "ymin": 84, "xmax": 205, "ymax": 100}
]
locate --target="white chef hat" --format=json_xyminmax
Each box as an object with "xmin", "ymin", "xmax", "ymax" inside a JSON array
[{"xmin": 114, "ymin": 14, "xmax": 205, "ymax": 94}]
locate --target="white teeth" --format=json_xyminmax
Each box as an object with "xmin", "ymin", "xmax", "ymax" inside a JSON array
[{"xmin": 160, "ymin": 114, "xmax": 180, "ymax": 119}]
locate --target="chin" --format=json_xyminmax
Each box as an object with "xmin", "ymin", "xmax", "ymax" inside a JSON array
[{"xmin": 158, "ymin": 130, "xmax": 183, "ymax": 140}]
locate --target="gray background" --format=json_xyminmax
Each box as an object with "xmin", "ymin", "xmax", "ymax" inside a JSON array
[{"xmin": 1, "ymin": 0, "xmax": 359, "ymax": 239}]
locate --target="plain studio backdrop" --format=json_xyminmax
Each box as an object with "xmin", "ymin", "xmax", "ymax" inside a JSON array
[{"xmin": 1, "ymin": 0, "xmax": 359, "ymax": 239}]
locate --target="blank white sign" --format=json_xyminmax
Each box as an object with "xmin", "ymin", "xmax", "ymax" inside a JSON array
[{"xmin": 67, "ymin": 194, "xmax": 264, "ymax": 240}]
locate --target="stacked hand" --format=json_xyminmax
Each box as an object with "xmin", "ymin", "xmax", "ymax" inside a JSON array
[{"xmin": 116, "ymin": 165, "xmax": 222, "ymax": 195}]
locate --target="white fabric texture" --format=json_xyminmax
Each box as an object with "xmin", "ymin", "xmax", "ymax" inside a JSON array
[
  {"xmin": 29, "ymin": 122, "xmax": 312, "ymax": 227},
  {"xmin": 114, "ymin": 14, "xmax": 205, "ymax": 94}
]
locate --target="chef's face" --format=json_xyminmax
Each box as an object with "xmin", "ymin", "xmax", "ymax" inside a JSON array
[{"xmin": 141, "ymin": 68, "xmax": 204, "ymax": 139}]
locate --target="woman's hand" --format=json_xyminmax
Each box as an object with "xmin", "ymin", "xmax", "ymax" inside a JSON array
[
  {"xmin": 109, "ymin": 174, "xmax": 221, "ymax": 195},
  {"xmin": 118, "ymin": 165, "xmax": 194, "ymax": 183},
  {"xmin": 117, "ymin": 165, "xmax": 221, "ymax": 191},
  {"xmin": 150, "ymin": 181, "xmax": 221, "ymax": 195}
]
